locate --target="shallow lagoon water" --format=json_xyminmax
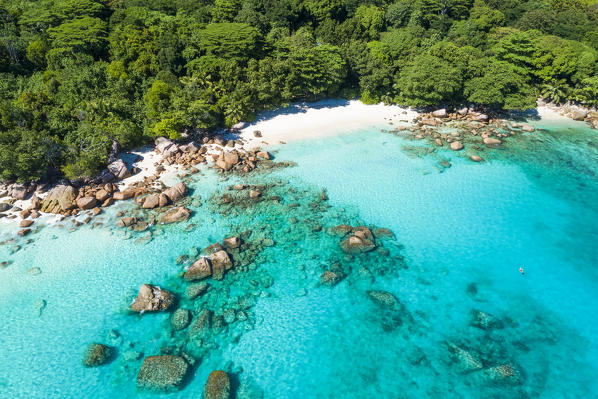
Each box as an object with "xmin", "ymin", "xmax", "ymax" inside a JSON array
[{"xmin": 1, "ymin": 117, "xmax": 597, "ymax": 398}]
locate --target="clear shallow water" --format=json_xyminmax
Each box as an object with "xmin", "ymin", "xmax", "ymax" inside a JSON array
[{"xmin": 0, "ymin": 116, "xmax": 597, "ymax": 398}]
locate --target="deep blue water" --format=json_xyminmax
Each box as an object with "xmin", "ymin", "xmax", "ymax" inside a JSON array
[{"xmin": 0, "ymin": 115, "xmax": 597, "ymax": 398}]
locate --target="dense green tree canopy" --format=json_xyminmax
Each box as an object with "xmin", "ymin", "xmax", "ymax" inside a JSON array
[{"xmin": 0, "ymin": 0, "xmax": 597, "ymax": 181}]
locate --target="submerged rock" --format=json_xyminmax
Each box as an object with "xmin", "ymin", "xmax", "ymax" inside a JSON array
[
  {"xmin": 186, "ymin": 283, "xmax": 209, "ymax": 299},
  {"xmin": 367, "ymin": 290, "xmax": 399, "ymax": 308},
  {"xmin": 446, "ymin": 341, "xmax": 483, "ymax": 373},
  {"xmin": 450, "ymin": 141, "xmax": 464, "ymax": 151},
  {"xmin": 340, "ymin": 235, "xmax": 375, "ymax": 253},
  {"xmin": 328, "ymin": 224, "xmax": 353, "ymax": 237},
  {"xmin": 131, "ymin": 284, "xmax": 175, "ymax": 312},
  {"xmin": 470, "ymin": 310, "xmax": 504, "ymax": 330},
  {"xmin": 137, "ymin": 355, "xmax": 189, "ymax": 391},
  {"xmin": 373, "ymin": 227, "xmax": 395, "ymax": 238},
  {"xmin": 82, "ymin": 343, "xmax": 113, "ymax": 367},
  {"xmin": 483, "ymin": 137, "xmax": 501, "ymax": 146},
  {"xmin": 189, "ymin": 309, "xmax": 212, "ymax": 339},
  {"xmin": 160, "ymin": 207, "xmax": 191, "ymax": 224},
  {"xmin": 171, "ymin": 308, "xmax": 191, "ymax": 331},
  {"xmin": 482, "ymin": 364, "xmax": 522, "ymax": 385},
  {"xmin": 204, "ymin": 370, "xmax": 231, "ymax": 399},
  {"xmin": 320, "ymin": 270, "xmax": 342, "ymax": 286}
]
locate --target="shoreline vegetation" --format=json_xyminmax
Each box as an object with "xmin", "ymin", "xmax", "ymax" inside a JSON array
[{"xmin": 1, "ymin": 0, "xmax": 598, "ymax": 182}]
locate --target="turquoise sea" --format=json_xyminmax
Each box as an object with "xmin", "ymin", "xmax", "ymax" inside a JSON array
[{"xmin": 1, "ymin": 110, "xmax": 597, "ymax": 398}]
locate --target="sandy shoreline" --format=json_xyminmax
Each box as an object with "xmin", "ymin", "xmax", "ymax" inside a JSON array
[{"xmin": 239, "ymin": 99, "xmax": 419, "ymax": 149}]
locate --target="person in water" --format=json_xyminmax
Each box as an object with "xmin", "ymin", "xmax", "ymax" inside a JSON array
[{"xmin": 519, "ymin": 267, "xmax": 525, "ymax": 275}]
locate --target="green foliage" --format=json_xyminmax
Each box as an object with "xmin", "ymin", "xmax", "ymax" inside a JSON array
[
  {"xmin": 465, "ymin": 59, "xmax": 536, "ymax": 109},
  {"xmin": 47, "ymin": 17, "xmax": 108, "ymax": 56},
  {"xmin": 0, "ymin": 0, "xmax": 597, "ymax": 182},
  {"xmin": 354, "ymin": 5, "xmax": 385, "ymax": 40},
  {"xmin": 198, "ymin": 23, "xmax": 262, "ymax": 60},
  {"xmin": 396, "ymin": 52, "xmax": 463, "ymax": 106},
  {"xmin": 286, "ymin": 44, "xmax": 347, "ymax": 99},
  {"xmin": 151, "ymin": 117, "xmax": 182, "ymax": 139},
  {"xmin": 212, "ymin": 0, "xmax": 242, "ymax": 22}
]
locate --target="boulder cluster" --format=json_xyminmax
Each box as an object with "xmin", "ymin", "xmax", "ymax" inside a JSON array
[
  {"xmin": 184, "ymin": 238, "xmax": 239, "ymax": 281},
  {"xmin": 389, "ymin": 107, "xmax": 539, "ymax": 162},
  {"xmin": 155, "ymin": 136, "xmax": 271, "ymax": 175}
]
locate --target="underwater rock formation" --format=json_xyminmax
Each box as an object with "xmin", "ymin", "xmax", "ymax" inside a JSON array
[
  {"xmin": 159, "ymin": 207, "xmax": 191, "ymax": 224},
  {"xmin": 171, "ymin": 308, "xmax": 191, "ymax": 331},
  {"xmin": 82, "ymin": 343, "xmax": 113, "ymax": 367},
  {"xmin": 339, "ymin": 226, "xmax": 376, "ymax": 253},
  {"xmin": 203, "ymin": 370, "xmax": 231, "ymax": 399},
  {"xmin": 136, "ymin": 355, "xmax": 189, "ymax": 391}
]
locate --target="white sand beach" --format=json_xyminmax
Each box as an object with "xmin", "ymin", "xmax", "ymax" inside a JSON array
[{"xmin": 239, "ymin": 100, "xmax": 418, "ymax": 149}]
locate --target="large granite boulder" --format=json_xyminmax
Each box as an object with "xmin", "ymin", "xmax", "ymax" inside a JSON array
[
  {"xmin": 203, "ymin": 370, "xmax": 231, "ymax": 399},
  {"xmin": 450, "ymin": 141, "xmax": 464, "ymax": 151},
  {"xmin": 184, "ymin": 257, "xmax": 212, "ymax": 281},
  {"xmin": 162, "ymin": 182, "xmax": 187, "ymax": 203},
  {"xmin": 216, "ymin": 151, "xmax": 239, "ymax": 171},
  {"xmin": 107, "ymin": 159, "xmax": 132, "ymax": 180},
  {"xmin": 222, "ymin": 236, "xmax": 241, "ymax": 249},
  {"xmin": 159, "ymin": 207, "xmax": 191, "ymax": 224},
  {"xmin": 432, "ymin": 108, "xmax": 447, "ymax": 118},
  {"xmin": 209, "ymin": 250, "xmax": 232, "ymax": 280},
  {"xmin": 131, "ymin": 284, "xmax": 175, "ymax": 312},
  {"xmin": 10, "ymin": 183, "xmax": 32, "ymax": 200},
  {"xmin": 82, "ymin": 343, "xmax": 113, "ymax": 367},
  {"xmin": 76, "ymin": 197, "xmax": 97, "ymax": 210},
  {"xmin": 183, "ymin": 250, "xmax": 232, "ymax": 281},
  {"xmin": 41, "ymin": 185, "xmax": 78, "ymax": 213},
  {"xmin": 571, "ymin": 109, "xmax": 587, "ymax": 121},
  {"xmin": 29, "ymin": 194, "xmax": 42, "ymax": 210},
  {"xmin": 137, "ymin": 355, "xmax": 189, "ymax": 391},
  {"xmin": 155, "ymin": 137, "xmax": 179, "ymax": 157},
  {"xmin": 113, "ymin": 190, "xmax": 135, "ymax": 201},
  {"xmin": 483, "ymin": 137, "xmax": 501, "ymax": 146},
  {"xmin": 142, "ymin": 194, "xmax": 159, "ymax": 209}
]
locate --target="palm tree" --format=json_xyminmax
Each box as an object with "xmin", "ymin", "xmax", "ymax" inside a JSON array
[{"xmin": 541, "ymin": 80, "xmax": 569, "ymax": 104}]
